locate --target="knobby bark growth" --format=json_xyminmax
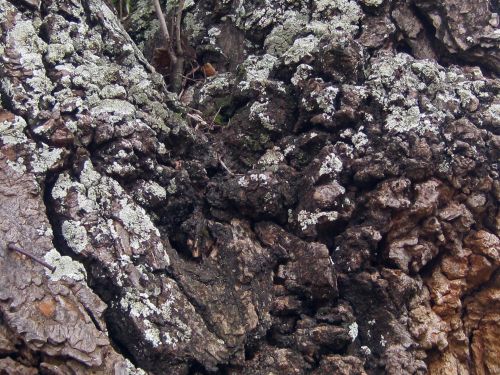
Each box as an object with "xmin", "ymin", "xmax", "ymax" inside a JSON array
[{"xmin": 0, "ymin": 0, "xmax": 499, "ymax": 374}]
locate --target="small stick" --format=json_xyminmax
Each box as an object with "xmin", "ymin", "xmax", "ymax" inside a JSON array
[
  {"xmin": 7, "ymin": 243, "xmax": 56, "ymax": 272},
  {"xmin": 218, "ymin": 157, "xmax": 234, "ymax": 176},
  {"xmin": 210, "ymin": 106, "xmax": 222, "ymax": 128},
  {"xmin": 174, "ymin": 0, "xmax": 185, "ymax": 56},
  {"xmin": 152, "ymin": 0, "xmax": 177, "ymax": 65}
]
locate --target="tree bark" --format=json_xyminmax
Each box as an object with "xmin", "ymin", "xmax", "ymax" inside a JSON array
[{"xmin": 0, "ymin": 0, "xmax": 499, "ymax": 374}]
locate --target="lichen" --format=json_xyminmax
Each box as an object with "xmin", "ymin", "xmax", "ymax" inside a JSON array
[
  {"xmin": 319, "ymin": 153, "xmax": 343, "ymax": 177},
  {"xmin": 167, "ymin": 178, "xmax": 177, "ymax": 194},
  {"xmin": 31, "ymin": 145, "xmax": 65, "ymax": 174},
  {"xmin": 264, "ymin": 11, "xmax": 308, "ymax": 56},
  {"xmin": 249, "ymin": 99, "xmax": 276, "ymax": 130},
  {"xmin": 312, "ymin": 86, "xmax": 339, "ymax": 116},
  {"xmin": 62, "ymin": 220, "xmax": 89, "ymax": 254},
  {"xmin": 297, "ymin": 210, "xmax": 339, "ymax": 231},
  {"xmin": 283, "ymin": 35, "xmax": 319, "ymax": 65},
  {"xmin": 291, "ymin": 64, "xmax": 314, "ymax": 86},
  {"xmin": 238, "ymin": 54, "xmax": 278, "ymax": 90},
  {"xmin": 44, "ymin": 248, "xmax": 87, "ymax": 281},
  {"xmin": 258, "ymin": 148, "xmax": 285, "ymax": 167},
  {"xmin": 91, "ymin": 99, "xmax": 136, "ymax": 117},
  {"xmin": 348, "ymin": 321, "xmax": 358, "ymax": 341}
]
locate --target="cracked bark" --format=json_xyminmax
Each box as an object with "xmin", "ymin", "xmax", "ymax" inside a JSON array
[{"xmin": 0, "ymin": 0, "xmax": 499, "ymax": 374}]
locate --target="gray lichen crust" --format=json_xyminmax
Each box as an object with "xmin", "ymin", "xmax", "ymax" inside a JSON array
[{"xmin": 0, "ymin": 0, "xmax": 499, "ymax": 374}]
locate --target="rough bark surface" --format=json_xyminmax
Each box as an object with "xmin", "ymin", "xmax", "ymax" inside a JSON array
[{"xmin": 0, "ymin": 0, "xmax": 498, "ymax": 374}]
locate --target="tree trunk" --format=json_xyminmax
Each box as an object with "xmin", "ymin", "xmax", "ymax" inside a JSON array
[{"xmin": 0, "ymin": 0, "xmax": 499, "ymax": 374}]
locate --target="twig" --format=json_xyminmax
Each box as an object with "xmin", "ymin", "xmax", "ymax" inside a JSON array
[
  {"xmin": 210, "ymin": 106, "xmax": 222, "ymax": 128},
  {"xmin": 152, "ymin": 0, "xmax": 177, "ymax": 65},
  {"xmin": 180, "ymin": 74, "xmax": 200, "ymax": 83},
  {"xmin": 7, "ymin": 243, "xmax": 56, "ymax": 272},
  {"xmin": 218, "ymin": 157, "xmax": 234, "ymax": 176},
  {"xmin": 175, "ymin": 0, "xmax": 185, "ymax": 56}
]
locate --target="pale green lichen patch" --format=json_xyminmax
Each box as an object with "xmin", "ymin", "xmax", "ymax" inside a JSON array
[
  {"xmin": 385, "ymin": 106, "xmax": 422, "ymax": 133},
  {"xmin": 283, "ymin": 35, "xmax": 320, "ymax": 65},
  {"xmin": 46, "ymin": 43, "xmax": 75, "ymax": 64},
  {"xmin": 31, "ymin": 144, "xmax": 65, "ymax": 174},
  {"xmin": 44, "ymin": 248, "xmax": 87, "ymax": 281},
  {"xmin": 52, "ymin": 161, "xmax": 170, "ymax": 267},
  {"xmin": 264, "ymin": 11, "xmax": 308, "ymax": 56},
  {"xmin": 167, "ymin": 178, "xmax": 177, "ymax": 194},
  {"xmin": 351, "ymin": 130, "xmax": 369, "ymax": 149},
  {"xmin": 361, "ymin": 0, "xmax": 384, "ymax": 6},
  {"xmin": 124, "ymin": 359, "xmax": 148, "ymax": 375},
  {"xmin": 250, "ymin": 99, "xmax": 276, "ymax": 130},
  {"xmin": 62, "ymin": 220, "xmax": 89, "ymax": 254},
  {"xmin": 119, "ymin": 282, "xmax": 193, "ymax": 348},
  {"xmin": 118, "ymin": 199, "xmax": 160, "ymax": 238},
  {"xmin": 134, "ymin": 181, "xmax": 167, "ymax": 205},
  {"xmin": 310, "ymin": 86, "xmax": 339, "ymax": 116},
  {"xmin": 238, "ymin": 54, "xmax": 278, "ymax": 90},
  {"xmin": 258, "ymin": 147, "xmax": 285, "ymax": 167},
  {"xmin": 100, "ymin": 84, "xmax": 127, "ymax": 99},
  {"xmin": 311, "ymin": 0, "xmax": 363, "ymax": 38},
  {"xmin": 319, "ymin": 153, "xmax": 343, "ymax": 177},
  {"xmin": 90, "ymin": 99, "xmax": 136, "ymax": 117},
  {"xmin": 297, "ymin": 210, "xmax": 339, "ymax": 231},
  {"xmin": 199, "ymin": 73, "xmax": 234, "ymax": 104},
  {"xmin": 0, "ymin": 115, "xmax": 28, "ymax": 146},
  {"xmin": 2, "ymin": 14, "xmax": 54, "ymax": 117},
  {"xmin": 0, "ymin": 115, "xmax": 65, "ymax": 174},
  {"xmin": 368, "ymin": 53, "xmax": 484, "ymax": 135},
  {"xmin": 6, "ymin": 158, "xmax": 26, "ymax": 174},
  {"xmin": 291, "ymin": 64, "xmax": 314, "ymax": 86}
]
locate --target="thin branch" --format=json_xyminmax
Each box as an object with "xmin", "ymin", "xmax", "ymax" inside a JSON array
[
  {"xmin": 218, "ymin": 157, "xmax": 234, "ymax": 176},
  {"xmin": 152, "ymin": 0, "xmax": 177, "ymax": 64},
  {"xmin": 7, "ymin": 243, "xmax": 56, "ymax": 272},
  {"xmin": 210, "ymin": 106, "xmax": 222, "ymax": 127},
  {"xmin": 175, "ymin": 0, "xmax": 185, "ymax": 56}
]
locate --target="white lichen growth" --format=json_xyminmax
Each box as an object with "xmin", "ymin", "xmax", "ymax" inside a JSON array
[
  {"xmin": 361, "ymin": 345, "xmax": 372, "ymax": 355},
  {"xmin": 352, "ymin": 130, "xmax": 368, "ymax": 149},
  {"xmin": 238, "ymin": 176, "xmax": 250, "ymax": 187},
  {"xmin": 348, "ymin": 321, "xmax": 358, "ymax": 341},
  {"xmin": 319, "ymin": 153, "xmax": 343, "ymax": 177},
  {"xmin": 258, "ymin": 147, "xmax": 285, "ymax": 167},
  {"xmin": 62, "ymin": 220, "xmax": 88, "ymax": 254},
  {"xmin": 2, "ymin": 17, "xmax": 54, "ymax": 117},
  {"xmin": 0, "ymin": 113, "xmax": 28, "ymax": 146},
  {"xmin": 44, "ymin": 248, "xmax": 87, "ymax": 281},
  {"xmin": 119, "ymin": 282, "xmax": 193, "ymax": 348},
  {"xmin": 52, "ymin": 161, "xmax": 170, "ymax": 266},
  {"xmin": 250, "ymin": 99, "xmax": 276, "ymax": 130},
  {"xmin": 380, "ymin": 334, "xmax": 387, "ymax": 347},
  {"xmin": 199, "ymin": 73, "xmax": 234, "ymax": 103},
  {"xmin": 283, "ymin": 35, "xmax": 319, "ymax": 65},
  {"xmin": 249, "ymin": 173, "xmax": 270, "ymax": 185},
  {"xmin": 238, "ymin": 54, "xmax": 278, "ymax": 90},
  {"xmin": 264, "ymin": 11, "xmax": 308, "ymax": 56},
  {"xmin": 91, "ymin": 99, "xmax": 136, "ymax": 117},
  {"xmin": 313, "ymin": 86, "xmax": 339, "ymax": 116},
  {"xmin": 297, "ymin": 210, "xmax": 339, "ymax": 231},
  {"xmin": 291, "ymin": 64, "xmax": 314, "ymax": 86},
  {"xmin": 167, "ymin": 178, "xmax": 177, "ymax": 194},
  {"xmin": 385, "ymin": 106, "xmax": 423, "ymax": 133},
  {"xmin": 31, "ymin": 144, "xmax": 65, "ymax": 174}
]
